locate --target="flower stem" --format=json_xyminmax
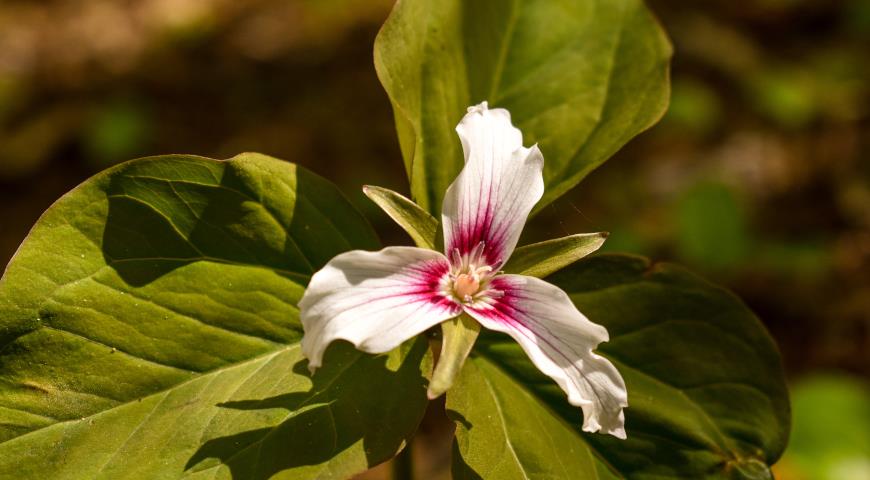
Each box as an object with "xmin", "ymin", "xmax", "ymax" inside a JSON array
[{"xmin": 392, "ymin": 439, "xmax": 414, "ymax": 480}]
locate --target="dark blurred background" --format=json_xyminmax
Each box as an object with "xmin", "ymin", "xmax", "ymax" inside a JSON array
[{"xmin": 0, "ymin": 1, "xmax": 867, "ymax": 478}]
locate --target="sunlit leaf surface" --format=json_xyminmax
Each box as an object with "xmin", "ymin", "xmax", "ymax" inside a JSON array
[
  {"xmin": 0, "ymin": 153, "xmax": 431, "ymax": 479},
  {"xmin": 375, "ymin": 0, "xmax": 672, "ymax": 214}
]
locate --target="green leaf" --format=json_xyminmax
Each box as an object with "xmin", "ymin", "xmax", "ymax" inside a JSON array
[
  {"xmin": 503, "ymin": 232, "xmax": 608, "ymax": 278},
  {"xmin": 448, "ymin": 358, "xmax": 600, "ymax": 480},
  {"xmin": 451, "ymin": 254, "xmax": 790, "ymax": 479},
  {"xmin": 0, "ymin": 153, "xmax": 431, "ymax": 478},
  {"xmin": 363, "ymin": 184, "xmax": 438, "ymax": 249},
  {"xmin": 375, "ymin": 0, "xmax": 672, "ymax": 215}
]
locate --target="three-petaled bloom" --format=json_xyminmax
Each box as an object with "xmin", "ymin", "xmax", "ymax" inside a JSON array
[{"xmin": 299, "ymin": 102, "xmax": 628, "ymax": 438}]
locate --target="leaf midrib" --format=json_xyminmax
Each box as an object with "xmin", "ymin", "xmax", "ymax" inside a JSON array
[
  {"xmin": 486, "ymin": 0, "xmax": 519, "ymax": 102},
  {"xmin": 3, "ymin": 259, "xmax": 303, "ymax": 381},
  {"xmin": 184, "ymin": 350, "xmax": 360, "ymax": 477},
  {"xmin": 0, "ymin": 343, "xmax": 304, "ymax": 449},
  {"xmin": 475, "ymin": 356, "xmax": 608, "ymax": 480},
  {"xmin": 477, "ymin": 361, "xmax": 532, "ymax": 480}
]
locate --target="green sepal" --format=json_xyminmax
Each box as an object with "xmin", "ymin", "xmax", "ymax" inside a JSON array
[
  {"xmin": 363, "ymin": 185, "xmax": 438, "ymax": 249},
  {"xmin": 503, "ymin": 232, "xmax": 608, "ymax": 278},
  {"xmin": 427, "ymin": 314, "xmax": 480, "ymax": 399}
]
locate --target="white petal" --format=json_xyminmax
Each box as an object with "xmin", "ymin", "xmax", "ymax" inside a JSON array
[
  {"xmin": 465, "ymin": 274, "xmax": 628, "ymax": 438},
  {"xmin": 442, "ymin": 102, "xmax": 544, "ymax": 269},
  {"xmin": 300, "ymin": 247, "xmax": 461, "ymax": 372}
]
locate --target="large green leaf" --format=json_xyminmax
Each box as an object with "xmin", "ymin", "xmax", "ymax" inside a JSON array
[
  {"xmin": 0, "ymin": 153, "xmax": 431, "ymax": 478},
  {"xmin": 448, "ymin": 356, "xmax": 600, "ymax": 480},
  {"xmin": 449, "ymin": 255, "xmax": 790, "ymax": 479},
  {"xmin": 374, "ymin": 0, "xmax": 672, "ymax": 214}
]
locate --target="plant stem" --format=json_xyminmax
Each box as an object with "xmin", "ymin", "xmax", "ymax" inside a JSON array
[{"xmin": 392, "ymin": 439, "xmax": 414, "ymax": 480}]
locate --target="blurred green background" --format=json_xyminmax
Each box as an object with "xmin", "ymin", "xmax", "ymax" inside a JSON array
[{"xmin": 0, "ymin": 1, "xmax": 867, "ymax": 478}]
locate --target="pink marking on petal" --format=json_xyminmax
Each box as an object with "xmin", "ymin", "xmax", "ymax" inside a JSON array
[
  {"xmin": 450, "ymin": 204, "xmax": 507, "ymax": 267},
  {"xmin": 399, "ymin": 259, "xmax": 458, "ymax": 310},
  {"xmin": 465, "ymin": 277, "xmax": 593, "ymax": 394},
  {"xmin": 342, "ymin": 258, "xmax": 458, "ymax": 315},
  {"xmin": 447, "ymin": 175, "xmax": 540, "ymax": 269}
]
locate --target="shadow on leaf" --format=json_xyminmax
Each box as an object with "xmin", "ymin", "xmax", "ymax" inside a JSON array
[
  {"xmin": 445, "ymin": 408, "xmax": 484, "ymax": 480},
  {"xmin": 101, "ymin": 156, "xmax": 346, "ymax": 287},
  {"xmin": 184, "ymin": 341, "xmax": 429, "ymax": 479}
]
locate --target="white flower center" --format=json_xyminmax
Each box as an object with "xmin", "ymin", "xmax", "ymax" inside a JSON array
[
  {"xmin": 446, "ymin": 242, "xmax": 499, "ymax": 305},
  {"xmin": 449, "ymin": 265, "xmax": 493, "ymax": 304}
]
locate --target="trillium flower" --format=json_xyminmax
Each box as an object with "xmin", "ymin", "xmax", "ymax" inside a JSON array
[{"xmin": 299, "ymin": 102, "xmax": 628, "ymax": 438}]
